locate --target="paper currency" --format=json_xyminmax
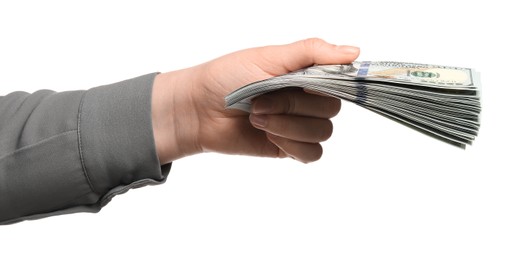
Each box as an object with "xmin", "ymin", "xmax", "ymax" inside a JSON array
[{"xmin": 225, "ymin": 61, "xmax": 481, "ymax": 148}]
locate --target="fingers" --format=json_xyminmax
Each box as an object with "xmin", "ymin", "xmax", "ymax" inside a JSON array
[
  {"xmin": 258, "ymin": 38, "xmax": 360, "ymax": 74},
  {"xmin": 251, "ymin": 89, "xmax": 341, "ymax": 118},
  {"xmin": 266, "ymin": 133, "xmax": 323, "ymax": 163},
  {"xmin": 250, "ymin": 114, "xmax": 333, "ymax": 143},
  {"xmin": 249, "ymin": 113, "xmax": 332, "ymax": 163},
  {"xmin": 249, "ymin": 89, "xmax": 341, "ymax": 163}
]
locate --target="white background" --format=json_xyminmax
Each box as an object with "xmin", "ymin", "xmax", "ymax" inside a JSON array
[{"xmin": 1, "ymin": 0, "xmax": 529, "ymax": 259}]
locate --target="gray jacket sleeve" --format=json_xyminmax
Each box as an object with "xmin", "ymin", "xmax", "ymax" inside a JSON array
[{"xmin": 0, "ymin": 73, "xmax": 171, "ymax": 225}]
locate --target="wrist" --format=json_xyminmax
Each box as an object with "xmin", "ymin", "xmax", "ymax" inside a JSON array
[{"xmin": 151, "ymin": 68, "xmax": 202, "ymax": 164}]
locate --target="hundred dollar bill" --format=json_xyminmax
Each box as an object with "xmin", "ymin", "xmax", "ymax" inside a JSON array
[
  {"xmin": 225, "ymin": 61, "xmax": 481, "ymax": 148},
  {"xmin": 291, "ymin": 61, "xmax": 479, "ymax": 90},
  {"xmin": 226, "ymin": 61, "xmax": 480, "ymax": 111}
]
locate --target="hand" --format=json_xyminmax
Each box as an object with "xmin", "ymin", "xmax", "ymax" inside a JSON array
[{"xmin": 151, "ymin": 38, "xmax": 360, "ymax": 164}]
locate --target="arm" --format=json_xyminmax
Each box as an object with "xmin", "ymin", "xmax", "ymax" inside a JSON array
[
  {"xmin": 0, "ymin": 74, "xmax": 169, "ymax": 224},
  {"xmin": 0, "ymin": 38, "xmax": 359, "ymax": 224}
]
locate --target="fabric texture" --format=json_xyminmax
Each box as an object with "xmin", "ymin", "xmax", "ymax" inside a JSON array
[{"xmin": 0, "ymin": 73, "xmax": 171, "ymax": 225}]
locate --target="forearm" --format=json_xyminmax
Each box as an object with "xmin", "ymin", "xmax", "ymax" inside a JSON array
[{"xmin": 0, "ymin": 73, "xmax": 169, "ymax": 224}]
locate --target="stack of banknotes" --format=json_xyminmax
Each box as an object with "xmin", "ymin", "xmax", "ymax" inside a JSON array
[{"xmin": 225, "ymin": 61, "xmax": 481, "ymax": 148}]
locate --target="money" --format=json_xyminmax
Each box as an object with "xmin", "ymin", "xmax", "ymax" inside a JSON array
[{"xmin": 225, "ymin": 61, "xmax": 481, "ymax": 148}]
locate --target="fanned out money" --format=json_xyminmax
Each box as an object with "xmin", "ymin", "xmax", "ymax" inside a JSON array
[{"xmin": 225, "ymin": 61, "xmax": 481, "ymax": 148}]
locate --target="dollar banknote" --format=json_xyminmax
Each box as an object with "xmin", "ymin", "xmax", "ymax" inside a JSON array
[
  {"xmin": 225, "ymin": 61, "xmax": 481, "ymax": 148},
  {"xmin": 291, "ymin": 61, "xmax": 479, "ymax": 89}
]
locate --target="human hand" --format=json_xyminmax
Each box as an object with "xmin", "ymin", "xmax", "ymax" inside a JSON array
[{"xmin": 152, "ymin": 38, "xmax": 360, "ymax": 164}]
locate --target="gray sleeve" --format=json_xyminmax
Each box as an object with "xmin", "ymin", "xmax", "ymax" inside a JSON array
[{"xmin": 0, "ymin": 73, "xmax": 171, "ymax": 225}]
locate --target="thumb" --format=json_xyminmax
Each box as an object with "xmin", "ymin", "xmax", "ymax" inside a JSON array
[{"xmin": 259, "ymin": 38, "xmax": 360, "ymax": 74}]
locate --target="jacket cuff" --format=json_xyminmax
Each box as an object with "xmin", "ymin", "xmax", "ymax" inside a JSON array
[{"xmin": 79, "ymin": 73, "xmax": 170, "ymax": 201}]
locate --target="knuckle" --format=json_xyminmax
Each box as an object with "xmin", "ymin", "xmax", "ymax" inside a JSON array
[
  {"xmin": 267, "ymin": 91, "xmax": 297, "ymax": 114},
  {"xmin": 286, "ymin": 94, "xmax": 297, "ymax": 114},
  {"xmin": 302, "ymin": 38, "xmax": 326, "ymax": 51}
]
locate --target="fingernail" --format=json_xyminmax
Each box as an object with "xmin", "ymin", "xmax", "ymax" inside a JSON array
[
  {"xmin": 252, "ymin": 97, "xmax": 273, "ymax": 114},
  {"xmin": 338, "ymin": 45, "xmax": 360, "ymax": 54},
  {"xmin": 250, "ymin": 114, "xmax": 268, "ymax": 128}
]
